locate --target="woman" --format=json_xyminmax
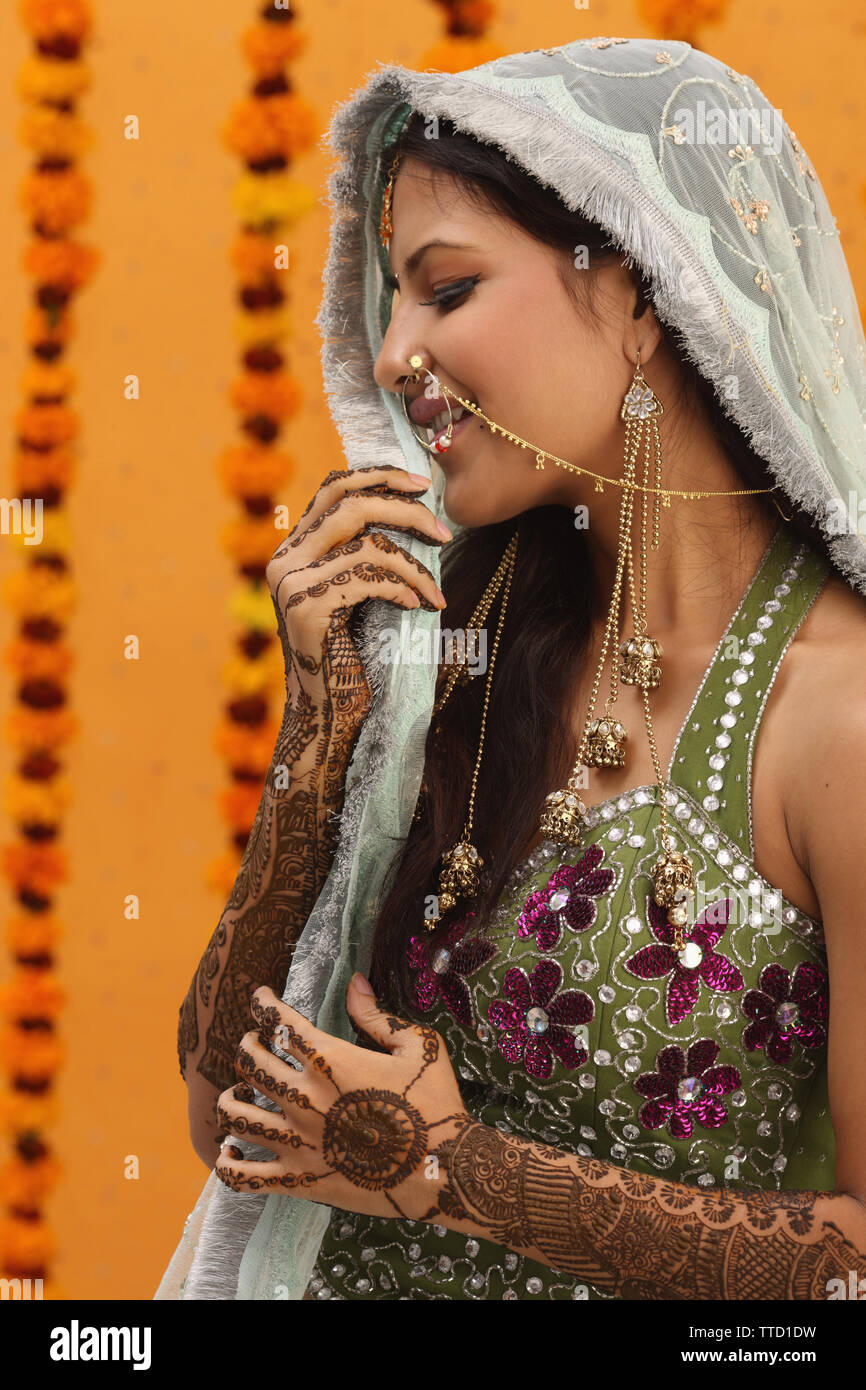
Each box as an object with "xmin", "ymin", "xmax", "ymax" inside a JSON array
[{"xmin": 158, "ymin": 36, "xmax": 866, "ymax": 1301}]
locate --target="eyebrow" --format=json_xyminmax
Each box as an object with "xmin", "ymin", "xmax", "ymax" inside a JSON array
[{"xmin": 387, "ymin": 239, "xmax": 479, "ymax": 285}]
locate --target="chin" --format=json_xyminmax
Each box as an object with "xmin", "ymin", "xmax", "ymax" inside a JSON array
[{"xmin": 440, "ymin": 473, "xmax": 520, "ymax": 530}]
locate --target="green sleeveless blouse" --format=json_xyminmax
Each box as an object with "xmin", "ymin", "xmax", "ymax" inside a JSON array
[{"xmin": 306, "ymin": 523, "xmax": 834, "ymax": 1300}]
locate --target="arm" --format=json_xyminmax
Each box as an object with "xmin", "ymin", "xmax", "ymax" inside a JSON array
[
  {"xmin": 178, "ymin": 610, "xmax": 369, "ymax": 1167},
  {"xmin": 429, "ymin": 1121, "xmax": 866, "ymax": 1299},
  {"xmin": 176, "ymin": 465, "xmax": 447, "ymax": 1166}
]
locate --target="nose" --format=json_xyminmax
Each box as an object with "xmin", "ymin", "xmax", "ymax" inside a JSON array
[{"xmin": 372, "ymin": 306, "xmax": 431, "ymax": 400}]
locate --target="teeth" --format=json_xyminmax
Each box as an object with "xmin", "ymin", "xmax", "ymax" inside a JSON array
[{"xmin": 423, "ymin": 400, "xmax": 478, "ymax": 441}]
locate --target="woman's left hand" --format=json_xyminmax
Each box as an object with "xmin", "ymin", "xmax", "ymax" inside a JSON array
[{"xmin": 213, "ymin": 977, "xmax": 471, "ymax": 1222}]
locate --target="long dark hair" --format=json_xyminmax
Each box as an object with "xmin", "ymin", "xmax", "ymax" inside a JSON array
[{"xmin": 366, "ymin": 113, "xmax": 832, "ymax": 1008}]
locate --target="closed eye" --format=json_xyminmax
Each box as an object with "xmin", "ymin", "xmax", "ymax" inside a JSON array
[{"xmin": 419, "ymin": 275, "xmax": 481, "ymax": 311}]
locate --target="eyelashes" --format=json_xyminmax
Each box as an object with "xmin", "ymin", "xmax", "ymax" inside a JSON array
[{"xmin": 420, "ymin": 275, "xmax": 481, "ymax": 312}]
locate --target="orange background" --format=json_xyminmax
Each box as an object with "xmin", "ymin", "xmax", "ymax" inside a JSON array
[{"xmin": 0, "ymin": 0, "xmax": 864, "ymax": 1301}]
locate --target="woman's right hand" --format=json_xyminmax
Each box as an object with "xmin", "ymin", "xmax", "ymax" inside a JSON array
[{"xmin": 266, "ymin": 465, "xmax": 451, "ymax": 718}]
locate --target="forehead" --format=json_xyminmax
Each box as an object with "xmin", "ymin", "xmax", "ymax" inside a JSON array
[{"xmin": 389, "ymin": 160, "xmax": 483, "ymax": 255}]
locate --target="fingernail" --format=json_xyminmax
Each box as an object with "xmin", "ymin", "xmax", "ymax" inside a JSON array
[
  {"xmin": 437, "ymin": 520, "xmax": 453, "ymax": 538},
  {"xmin": 351, "ymin": 972, "xmax": 375, "ymax": 995},
  {"xmin": 408, "ymin": 473, "xmax": 429, "ymax": 487},
  {"xmin": 435, "ymin": 587, "xmax": 446, "ymax": 606}
]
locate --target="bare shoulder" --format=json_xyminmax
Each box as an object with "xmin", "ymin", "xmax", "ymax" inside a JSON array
[
  {"xmin": 785, "ymin": 570, "xmax": 866, "ymax": 701},
  {"xmin": 778, "ymin": 569, "xmax": 866, "ymax": 859}
]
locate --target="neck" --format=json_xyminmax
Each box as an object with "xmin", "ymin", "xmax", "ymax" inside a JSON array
[{"xmin": 563, "ymin": 384, "xmax": 780, "ymax": 641}]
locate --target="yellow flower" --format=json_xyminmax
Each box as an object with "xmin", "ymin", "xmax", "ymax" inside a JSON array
[
  {"xmin": 234, "ymin": 307, "xmax": 293, "ymax": 348},
  {"xmin": 2, "ymin": 568, "xmax": 77, "ymax": 620},
  {"xmin": 229, "ymin": 582, "xmax": 278, "ymax": 633},
  {"xmin": 221, "ymin": 644, "xmax": 285, "ymax": 698},
  {"xmin": 6, "ymin": 506, "xmax": 71, "ymax": 558},
  {"xmin": 231, "ymin": 173, "xmax": 316, "ymax": 227},
  {"xmin": 5, "ymin": 773, "xmax": 71, "ymax": 824},
  {"xmin": 17, "ymin": 56, "xmax": 91, "ymax": 103}
]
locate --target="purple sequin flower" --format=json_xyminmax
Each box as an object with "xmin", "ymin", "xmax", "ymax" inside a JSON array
[
  {"xmin": 741, "ymin": 962, "xmax": 829, "ymax": 1063},
  {"xmin": 624, "ymin": 896, "xmax": 744, "ymax": 1026},
  {"xmin": 517, "ymin": 842, "xmax": 615, "ymax": 951},
  {"xmin": 406, "ymin": 911, "xmax": 497, "ymax": 1028},
  {"xmin": 634, "ymin": 1039, "xmax": 741, "ymax": 1139},
  {"xmin": 488, "ymin": 959, "xmax": 594, "ymax": 1079}
]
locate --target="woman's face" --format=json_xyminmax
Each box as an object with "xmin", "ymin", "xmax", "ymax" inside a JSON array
[{"xmin": 374, "ymin": 156, "xmax": 663, "ymax": 528}]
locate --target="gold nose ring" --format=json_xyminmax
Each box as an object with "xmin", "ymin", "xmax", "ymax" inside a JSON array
[{"xmin": 400, "ymin": 354, "xmax": 454, "ymax": 454}]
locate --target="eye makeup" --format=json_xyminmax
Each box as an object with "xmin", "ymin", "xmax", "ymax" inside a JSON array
[{"xmin": 419, "ymin": 274, "xmax": 481, "ymax": 311}]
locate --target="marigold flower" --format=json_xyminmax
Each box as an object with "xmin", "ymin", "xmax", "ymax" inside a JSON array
[
  {"xmin": 240, "ymin": 21, "xmax": 306, "ymax": 78},
  {"xmin": 5, "ymin": 774, "xmax": 70, "ymax": 825},
  {"xmin": 637, "ymin": 0, "xmax": 726, "ymax": 39},
  {"xmin": 233, "ymin": 306, "xmax": 293, "ymax": 349},
  {"xmin": 19, "ymin": 362, "xmax": 76, "ymax": 401},
  {"xmin": 221, "ymin": 515, "xmax": 285, "ymax": 567},
  {"xmin": 18, "ymin": 107, "xmax": 93, "ymax": 160},
  {"xmin": 0, "ymin": 1155, "xmax": 63, "ymax": 1207},
  {"xmin": 2, "ymin": 567, "xmax": 76, "ymax": 621},
  {"xmin": 3, "ymin": 639, "xmax": 74, "ymax": 682},
  {"xmin": 221, "ymin": 645, "xmax": 285, "ymax": 699},
  {"xmin": 213, "ymin": 716, "xmax": 280, "ymax": 769},
  {"xmin": 0, "ymin": 969, "xmax": 65, "ymax": 1020},
  {"xmin": 14, "ymin": 402, "xmax": 79, "ymax": 449},
  {"xmin": 20, "ymin": 0, "xmax": 93, "ymax": 41},
  {"xmin": 222, "ymin": 94, "xmax": 318, "ymax": 162},
  {"xmin": 1, "ymin": 842, "xmax": 68, "ymax": 895},
  {"xmin": 4, "ymin": 710, "xmax": 79, "ymax": 753},
  {"xmin": 17, "ymin": 55, "xmax": 91, "ymax": 103},
  {"xmin": 19, "ymin": 168, "xmax": 92, "ymax": 235},
  {"xmin": 21, "ymin": 236, "xmax": 99, "ymax": 289},
  {"xmin": 217, "ymin": 444, "xmax": 294, "ymax": 499},
  {"xmin": 231, "ymin": 172, "xmax": 316, "ymax": 227},
  {"xmin": 12, "ymin": 447, "xmax": 76, "ymax": 494},
  {"xmin": 2, "ymin": 1028, "xmax": 65, "ymax": 1079},
  {"xmin": 229, "ymin": 371, "xmax": 301, "ymax": 420},
  {"xmin": 5, "ymin": 914, "xmax": 65, "ymax": 956},
  {"xmin": 0, "ymin": 1090, "xmax": 57, "ymax": 1132},
  {"xmin": 228, "ymin": 583, "xmax": 277, "ymax": 633},
  {"xmin": 0, "ymin": 1217, "xmax": 57, "ymax": 1269}
]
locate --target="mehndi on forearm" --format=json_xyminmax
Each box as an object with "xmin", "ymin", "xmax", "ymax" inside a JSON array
[
  {"xmin": 177, "ymin": 613, "xmax": 370, "ymax": 1093},
  {"xmin": 432, "ymin": 1118, "xmax": 866, "ymax": 1300}
]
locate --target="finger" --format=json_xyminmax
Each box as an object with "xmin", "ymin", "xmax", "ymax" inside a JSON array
[
  {"xmin": 290, "ymin": 466, "xmax": 433, "ymax": 543},
  {"xmin": 291, "ymin": 530, "xmax": 444, "ymax": 611},
  {"xmin": 283, "ymin": 489, "xmax": 450, "ymax": 566},
  {"xmin": 249, "ymin": 988, "xmax": 345, "ymax": 1088},
  {"xmin": 235, "ymin": 1030, "xmax": 324, "ymax": 1112},
  {"xmin": 214, "ymin": 1146, "xmax": 327, "ymax": 1196},
  {"xmin": 216, "ymin": 1091, "xmax": 317, "ymax": 1153},
  {"xmin": 344, "ymin": 975, "xmax": 441, "ymax": 1063},
  {"xmin": 277, "ymin": 559, "xmax": 438, "ymax": 628}
]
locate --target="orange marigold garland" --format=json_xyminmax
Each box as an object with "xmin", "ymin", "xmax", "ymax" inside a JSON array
[
  {"xmin": 209, "ymin": 3, "xmax": 317, "ymax": 897},
  {"xmin": 0, "ymin": 0, "xmax": 98, "ymax": 1300},
  {"xmin": 421, "ymin": 0, "xmax": 502, "ymax": 72},
  {"xmin": 636, "ymin": 0, "xmax": 728, "ymax": 45}
]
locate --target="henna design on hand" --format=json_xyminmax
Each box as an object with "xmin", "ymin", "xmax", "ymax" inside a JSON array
[
  {"xmin": 215, "ymin": 1008, "xmax": 468, "ymax": 1211},
  {"xmin": 430, "ymin": 1121, "xmax": 866, "ymax": 1300}
]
